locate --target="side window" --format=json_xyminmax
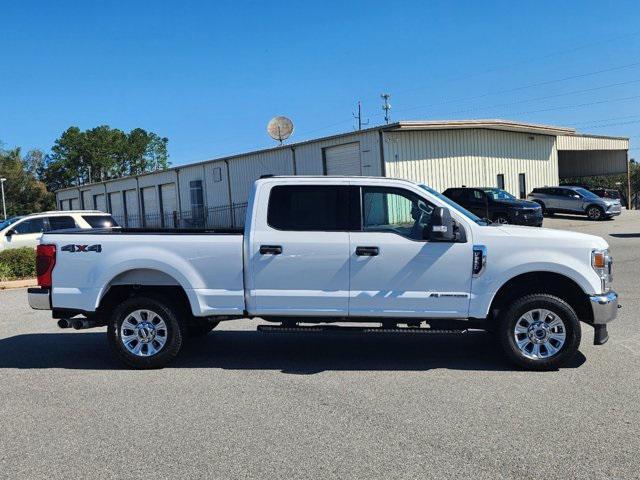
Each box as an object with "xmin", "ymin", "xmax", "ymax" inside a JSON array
[
  {"xmin": 361, "ymin": 187, "xmax": 434, "ymax": 241},
  {"xmin": 13, "ymin": 218, "xmax": 46, "ymax": 234},
  {"xmin": 471, "ymin": 189, "xmax": 486, "ymax": 202},
  {"xmin": 47, "ymin": 216, "xmax": 77, "ymax": 231},
  {"xmin": 267, "ymin": 185, "xmax": 354, "ymax": 231}
]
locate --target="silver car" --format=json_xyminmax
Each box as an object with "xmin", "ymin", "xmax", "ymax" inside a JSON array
[{"xmin": 527, "ymin": 186, "xmax": 622, "ymax": 220}]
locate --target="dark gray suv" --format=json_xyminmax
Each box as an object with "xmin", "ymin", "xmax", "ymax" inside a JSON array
[{"xmin": 527, "ymin": 186, "xmax": 621, "ymax": 220}]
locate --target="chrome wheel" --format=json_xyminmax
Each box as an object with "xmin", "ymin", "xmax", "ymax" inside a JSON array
[
  {"xmin": 513, "ymin": 309, "xmax": 566, "ymax": 360},
  {"xmin": 588, "ymin": 207, "xmax": 602, "ymax": 220},
  {"xmin": 120, "ymin": 309, "xmax": 168, "ymax": 357}
]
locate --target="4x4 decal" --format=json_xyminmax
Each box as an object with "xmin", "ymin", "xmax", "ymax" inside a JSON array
[{"xmin": 61, "ymin": 244, "xmax": 102, "ymax": 253}]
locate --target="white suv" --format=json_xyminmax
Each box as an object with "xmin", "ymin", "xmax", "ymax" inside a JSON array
[{"xmin": 0, "ymin": 211, "xmax": 118, "ymax": 252}]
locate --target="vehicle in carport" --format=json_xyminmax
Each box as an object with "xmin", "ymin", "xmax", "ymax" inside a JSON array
[
  {"xmin": 28, "ymin": 176, "xmax": 619, "ymax": 371},
  {"xmin": 528, "ymin": 186, "xmax": 621, "ymax": 220},
  {"xmin": 442, "ymin": 187, "xmax": 543, "ymax": 226}
]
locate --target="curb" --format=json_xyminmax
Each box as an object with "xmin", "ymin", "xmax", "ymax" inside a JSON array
[{"xmin": 0, "ymin": 278, "xmax": 37, "ymax": 290}]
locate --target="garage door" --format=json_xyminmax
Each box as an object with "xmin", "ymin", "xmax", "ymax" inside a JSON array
[
  {"xmin": 94, "ymin": 194, "xmax": 106, "ymax": 212},
  {"xmin": 324, "ymin": 142, "xmax": 361, "ymax": 176},
  {"xmin": 124, "ymin": 189, "xmax": 140, "ymax": 227},
  {"xmin": 109, "ymin": 192, "xmax": 123, "ymax": 218},
  {"xmin": 142, "ymin": 187, "xmax": 160, "ymax": 226},
  {"xmin": 160, "ymin": 183, "xmax": 177, "ymax": 215}
]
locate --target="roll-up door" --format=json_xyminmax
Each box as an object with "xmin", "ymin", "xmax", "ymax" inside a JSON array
[
  {"xmin": 94, "ymin": 194, "xmax": 106, "ymax": 212},
  {"xmin": 109, "ymin": 192, "xmax": 124, "ymax": 218},
  {"xmin": 142, "ymin": 187, "xmax": 160, "ymax": 226},
  {"xmin": 160, "ymin": 183, "xmax": 177, "ymax": 215},
  {"xmin": 324, "ymin": 142, "xmax": 361, "ymax": 176},
  {"xmin": 124, "ymin": 189, "xmax": 140, "ymax": 227},
  {"xmin": 81, "ymin": 190, "xmax": 92, "ymax": 210}
]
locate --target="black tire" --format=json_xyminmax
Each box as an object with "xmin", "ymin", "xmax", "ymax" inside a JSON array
[
  {"xmin": 586, "ymin": 205, "xmax": 605, "ymax": 221},
  {"xmin": 107, "ymin": 295, "xmax": 185, "ymax": 369},
  {"xmin": 493, "ymin": 213, "xmax": 509, "ymax": 225},
  {"xmin": 497, "ymin": 294, "xmax": 581, "ymax": 371},
  {"xmin": 188, "ymin": 319, "xmax": 219, "ymax": 337}
]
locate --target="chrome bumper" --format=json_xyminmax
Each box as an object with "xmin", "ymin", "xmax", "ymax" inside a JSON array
[
  {"xmin": 590, "ymin": 291, "xmax": 619, "ymax": 324},
  {"xmin": 28, "ymin": 287, "xmax": 51, "ymax": 310}
]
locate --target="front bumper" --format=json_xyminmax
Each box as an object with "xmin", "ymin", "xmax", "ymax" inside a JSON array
[
  {"xmin": 28, "ymin": 287, "xmax": 51, "ymax": 310},
  {"xmin": 589, "ymin": 291, "xmax": 619, "ymax": 324}
]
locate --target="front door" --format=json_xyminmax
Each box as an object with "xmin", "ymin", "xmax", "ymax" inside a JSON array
[
  {"xmin": 249, "ymin": 183, "xmax": 355, "ymax": 316},
  {"xmin": 349, "ymin": 186, "xmax": 472, "ymax": 318}
]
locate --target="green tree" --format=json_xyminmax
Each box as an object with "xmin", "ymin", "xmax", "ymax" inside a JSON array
[
  {"xmin": 0, "ymin": 145, "xmax": 55, "ymax": 216},
  {"xmin": 42, "ymin": 125, "xmax": 170, "ymax": 191}
]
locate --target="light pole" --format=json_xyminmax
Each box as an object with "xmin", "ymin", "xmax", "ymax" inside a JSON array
[{"xmin": 0, "ymin": 178, "xmax": 6, "ymax": 220}]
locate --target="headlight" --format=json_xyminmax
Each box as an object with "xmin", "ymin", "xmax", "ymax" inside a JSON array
[{"xmin": 592, "ymin": 249, "xmax": 613, "ymax": 292}]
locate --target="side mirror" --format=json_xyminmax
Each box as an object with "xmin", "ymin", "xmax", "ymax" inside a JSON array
[
  {"xmin": 5, "ymin": 228, "xmax": 16, "ymax": 238},
  {"xmin": 427, "ymin": 207, "xmax": 457, "ymax": 242}
]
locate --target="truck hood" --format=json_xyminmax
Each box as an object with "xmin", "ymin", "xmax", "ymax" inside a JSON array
[
  {"xmin": 488, "ymin": 224, "xmax": 608, "ymax": 249},
  {"xmin": 493, "ymin": 198, "xmax": 541, "ymax": 209}
]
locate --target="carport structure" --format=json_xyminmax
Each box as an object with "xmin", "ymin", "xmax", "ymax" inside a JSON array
[{"xmin": 557, "ymin": 133, "xmax": 631, "ymax": 201}]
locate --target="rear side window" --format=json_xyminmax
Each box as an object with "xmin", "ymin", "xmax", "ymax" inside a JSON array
[
  {"xmin": 82, "ymin": 215, "xmax": 119, "ymax": 228},
  {"xmin": 267, "ymin": 185, "xmax": 355, "ymax": 231},
  {"xmin": 13, "ymin": 218, "xmax": 46, "ymax": 234},
  {"xmin": 47, "ymin": 216, "xmax": 77, "ymax": 231}
]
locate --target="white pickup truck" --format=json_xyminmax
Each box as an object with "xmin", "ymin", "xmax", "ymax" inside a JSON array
[{"xmin": 28, "ymin": 176, "xmax": 619, "ymax": 370}]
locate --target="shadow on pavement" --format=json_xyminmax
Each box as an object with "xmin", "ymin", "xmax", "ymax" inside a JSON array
[
  {"xmin": 0, "ymin": 330, "xmax": 586, "ymax": 373},
  {"xmin": 546, "ymin": 214, "xmax": 609, "ymax": 222},
  {"xmin": 610, "ymin": 233, "xmax": 640, "ymax": 238}
]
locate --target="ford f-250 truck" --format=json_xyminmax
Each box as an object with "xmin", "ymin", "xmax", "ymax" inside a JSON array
[{"xmin": 28, "ymin": 176, "xmax": 619, "ymax": 370}]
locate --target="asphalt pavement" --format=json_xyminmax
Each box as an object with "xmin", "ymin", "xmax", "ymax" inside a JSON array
[{"xmin": 1, "ymin": 211, "xmax": 639, "ymax": 479}]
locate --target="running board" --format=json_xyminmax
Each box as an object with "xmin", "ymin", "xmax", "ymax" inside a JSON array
[{"xmin": 257, "ymin": 324, "xmax": 472, "ymax": 335}]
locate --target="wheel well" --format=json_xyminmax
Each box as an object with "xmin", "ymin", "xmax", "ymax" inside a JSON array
[
  {"xmin": 586, "ymin": 203, "xmax": 604, "ymax": 212},
  {"xmin": 489, "ymin": 272, "xmax": 593, "ymax": 324},
  {"xmin": 99, "ymin": 285, "xmax": 193, "ymax": 321}
]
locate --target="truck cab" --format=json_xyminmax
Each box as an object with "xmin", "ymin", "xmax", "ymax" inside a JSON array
[{"xmin": 29, "ymin": 176, "xmax": 619, "ymax": 370}]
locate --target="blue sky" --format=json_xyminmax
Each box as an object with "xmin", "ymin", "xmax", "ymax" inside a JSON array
[{"xmin": 1, "ymin": 0, "xmax": 639, "ymax": 165}]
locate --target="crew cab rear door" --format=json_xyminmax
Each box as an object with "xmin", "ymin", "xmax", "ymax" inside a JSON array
[
  {"xmin": 348, "ymin": 184, "xmax": 472, "ymax": 318},
  {"xmin": 247, "ymin": 181, "xmax": 355, "ymax": 316}
]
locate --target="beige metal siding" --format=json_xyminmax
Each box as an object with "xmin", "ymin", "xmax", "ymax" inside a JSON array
[
  {"xmin": 295, "ymin": 130, "xmax": 381, "ymax": 176},
  {"xmin": 383, "ymin": 129, "xmax": 559, "ymax": 196},
  {"xmin": 558, "ymin": 150, "xmax": 628, "ymax": 177},
  {"xmin": 558, "ymin": 135, "xmax": 629, "ymax": 151},
  {"xmin": 228, "ymin": 149, "xmax": 294, "ymax": 205}
]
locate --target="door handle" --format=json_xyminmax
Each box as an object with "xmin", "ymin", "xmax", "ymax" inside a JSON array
[
  {"xmin": 355, "ymin": 246, "xmax": 379, "ymax": 256},
  {"xmin": 260, "ymin": 245, "xmax": 282, "ymax": 255}
]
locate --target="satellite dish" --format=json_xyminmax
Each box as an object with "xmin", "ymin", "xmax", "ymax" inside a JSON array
[{"xmin": 267, "ymin": 116, "xmax": 294, "ymax": 145}]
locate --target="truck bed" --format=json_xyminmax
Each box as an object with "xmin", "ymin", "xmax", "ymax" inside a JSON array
[
  {"xmin": 42, "ymin": 229, "xmax": 246, "ymax": 316},
  {"xmin": 48, "ymin": 227, "xmax": 244, "ymax": 235}
]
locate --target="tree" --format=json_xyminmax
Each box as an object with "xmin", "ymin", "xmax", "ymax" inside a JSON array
[
  {"xmin": 0, "ymin": 145, "xmax": 55, "ymax": 216},
  {"xmin": 41, "ymin": 125, "xmax": 170, "ymax": 191}
]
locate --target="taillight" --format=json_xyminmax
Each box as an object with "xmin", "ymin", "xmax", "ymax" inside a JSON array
[{"xmin": 36, "ymin": 244, "xmax": 56, "ymax": 288}]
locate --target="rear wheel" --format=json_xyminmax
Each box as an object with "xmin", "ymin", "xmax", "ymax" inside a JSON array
[
  {"xmin": 498, "ymin": 294, "xmax": 581, "ymax": 370},
  {"xmin": 108, "ymin": 296, "xmax": 185, "ymax": 369},
  {"xmin": 587, "ymin": 205, "xmax": 604, "ymax": 221}
]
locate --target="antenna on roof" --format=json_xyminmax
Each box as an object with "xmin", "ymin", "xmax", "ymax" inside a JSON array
[
  {"xmin": 267, "ymin": 116, "xmax": 294, "ymax": 145},
  {"xmin": 381, "ymin": 93, "xmax": 391, "ymax": 124}
]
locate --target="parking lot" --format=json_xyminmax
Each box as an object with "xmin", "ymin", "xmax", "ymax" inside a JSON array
[{"xmin": 1, "ymin": 211, "xmax": 639, "ymax": 480}]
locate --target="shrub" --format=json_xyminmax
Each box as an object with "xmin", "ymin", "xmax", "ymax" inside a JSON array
[{"xmin": 0, "ymin": 247, "xmax": 37, "ymax": 280}]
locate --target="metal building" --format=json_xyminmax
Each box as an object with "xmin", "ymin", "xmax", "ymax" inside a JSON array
[{"xmin": 55, "ymin": 119, "xmax": 631, "ymax": 228}]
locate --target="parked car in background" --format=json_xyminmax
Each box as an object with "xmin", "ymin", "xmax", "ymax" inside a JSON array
[
  {"xmin": 0, "ymin": 211, "xmax": 118, "ymax": 252},
  {"xmin": 442, "ymin": 187, "xmax": 543, "ymax": 226},
  {"xmin": 528, "ymin": 186, "xmax": 621, "ymax": 220},
  {"xmin": 589, "ymin": 187, "xmax": 622, "ymax": 201}
]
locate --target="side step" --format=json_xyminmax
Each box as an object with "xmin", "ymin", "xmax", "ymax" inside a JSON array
[{"xmin": 257, "ymin": 324, "xmax": 471, "ymax": 335}]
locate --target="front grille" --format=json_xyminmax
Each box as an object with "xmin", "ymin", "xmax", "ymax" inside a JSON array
[{"xmin": 520, "ymin": 208, "xmax": 541, "ymax": 216}]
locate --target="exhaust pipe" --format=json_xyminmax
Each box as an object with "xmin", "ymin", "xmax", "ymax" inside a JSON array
[
  {"xmin": 57, "ymin": 318, "xmax": 73, "ymax": 329},
  {"xmin": 71, "ymin": 318, "xmax": 100, "ymax": 330}
]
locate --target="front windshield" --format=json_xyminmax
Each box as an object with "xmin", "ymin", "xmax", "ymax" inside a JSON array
[
  {"xmin": 483, "ymin": 188, "xmax": 516, "ymax": 200},
  {"xmin": 574, "ymin": 188, "xmax": 599, "ymax": 200},
  {"xmin": 419, "ymin": 184, "xmax": 487, "ymax": 225},
  {"xmin": 0, "ymin": 217, "xmax": 22, "ymax": 230}
]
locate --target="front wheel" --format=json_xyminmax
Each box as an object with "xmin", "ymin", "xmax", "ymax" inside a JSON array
[
  {"xmin": 587, "ymin": 205, "xmax": 605, "ymax": 221},
  {"xmin": 108, "ymin": 296, "xmax": 185, "ymax": 369},
  {"xmin": 498, "ymin": 294, "xmax": 581, "ymax": 370}
]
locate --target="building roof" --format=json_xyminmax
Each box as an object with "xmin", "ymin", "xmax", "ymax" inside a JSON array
[{"xmin": 54, "ymin": 119, "xmax": 627, "ymax": 193}]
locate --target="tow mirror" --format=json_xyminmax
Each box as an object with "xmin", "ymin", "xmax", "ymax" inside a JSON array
[{"xmin": 426, "ymin": 207, "xmax": 457, "ymax": 242}]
